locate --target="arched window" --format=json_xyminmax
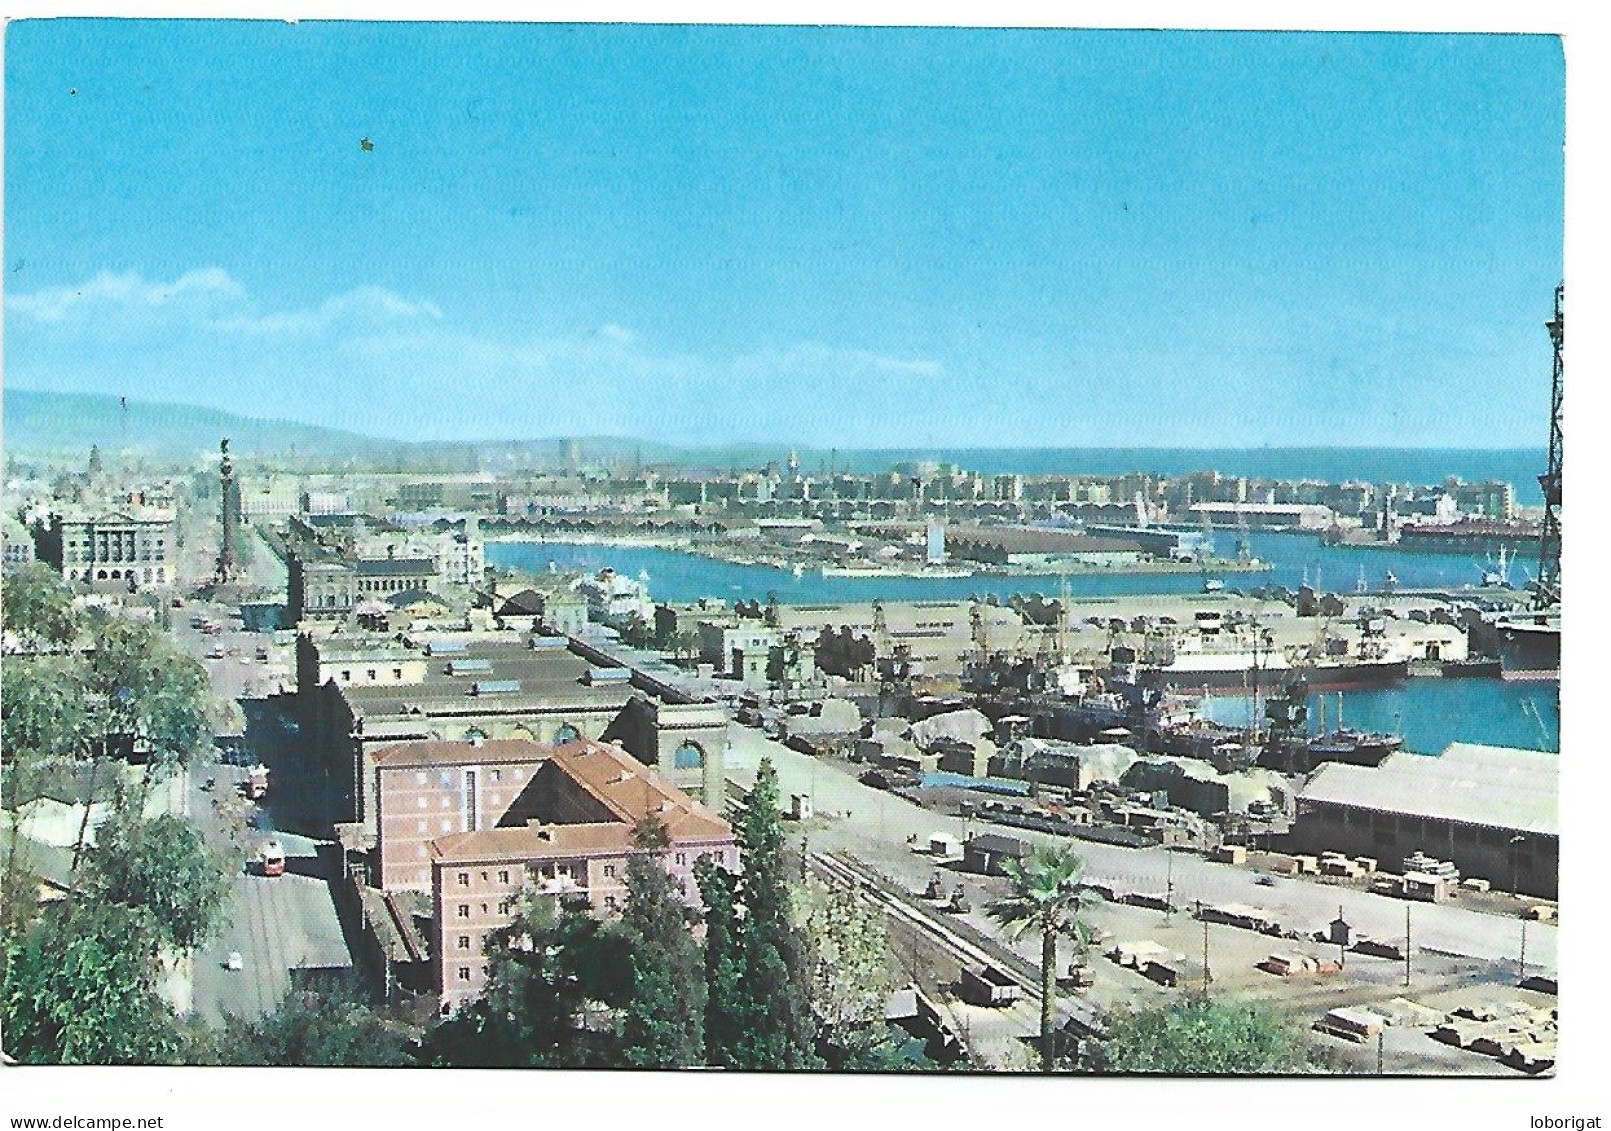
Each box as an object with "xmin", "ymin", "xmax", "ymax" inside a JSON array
[
  {"xmin": 553, "ymin": 724, "xmax": 581, "ymax": 744},
  {"xmin": 673, "ymin": 742, "xmax": 704, "ymax": 771}
]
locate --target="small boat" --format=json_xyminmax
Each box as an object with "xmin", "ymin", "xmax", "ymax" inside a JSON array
[{"xmin": 1203, "ymin": 579, "xmax": 1224, "ymax": 593}]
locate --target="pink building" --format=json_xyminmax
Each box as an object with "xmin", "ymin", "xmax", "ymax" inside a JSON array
[{"xmin": 369, "ymin": 736, "xmax": 735, "ymax": 1013}]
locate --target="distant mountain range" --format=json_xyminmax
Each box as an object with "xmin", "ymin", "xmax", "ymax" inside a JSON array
[
  {"xmin": 1, "ymin": 389, "xmax": 1543, "ymax": 499},
  {"xmin": 2, "ymin": 389, "xmax": 389, "ymax": 460}
]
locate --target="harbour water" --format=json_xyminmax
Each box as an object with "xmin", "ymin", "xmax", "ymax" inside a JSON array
[
  {"xmin": 1198, "ymin": 680, "xmax": 1559, "ymax": 756},
  {"xmin": 488, "ymin": 531, "xmax": 1523, "ymax": 605}
]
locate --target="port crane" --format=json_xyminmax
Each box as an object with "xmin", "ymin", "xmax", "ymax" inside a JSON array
[{"xmin": 1535, "ymin": 283, "xmax": 1563, "ymax": 608}]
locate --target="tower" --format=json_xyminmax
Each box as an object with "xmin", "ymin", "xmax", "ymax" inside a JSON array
[
  {"xmin": 216, "ymin": 438, "xmax": 240, "ymax": 584},
  {"xmin": 1535, "ymin": 284, "xmax": 1563, "ymax": 608}
]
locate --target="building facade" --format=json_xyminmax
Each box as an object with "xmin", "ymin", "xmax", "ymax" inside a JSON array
[
  {"xmin": 298, "ymin": 628, "xmax": 730, "ymax": 839},
  {"xmin": 364, "ymin": 737, "xmax": 735, "ymax": 1013},
  {"xmin": 36, "ymin": 507, "xmax": 176, "ymax": 588}
]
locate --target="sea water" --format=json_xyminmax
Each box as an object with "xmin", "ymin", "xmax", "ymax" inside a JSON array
[{"xmin": 488, "ymin": 530, "xmax": 1519, "ymax": 605}]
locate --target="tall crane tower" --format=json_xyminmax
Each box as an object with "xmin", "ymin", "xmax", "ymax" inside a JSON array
[{"xmin": 1536, "ymin": 284, "xmax": 1563, "ymax": 608}]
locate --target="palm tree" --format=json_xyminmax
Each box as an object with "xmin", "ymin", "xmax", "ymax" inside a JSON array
[{"xmin": 986, "ymin": 844, "xmax": 1099, "ymax": 1072}]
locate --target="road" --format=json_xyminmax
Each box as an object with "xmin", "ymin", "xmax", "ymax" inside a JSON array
[
  {"xmin": 185, "ymin": 757, "xmax": 353, "ymax": 1024},
  {"xmin": 160, "ymin": 534, "xmax": 353, "ymax": 1023}
]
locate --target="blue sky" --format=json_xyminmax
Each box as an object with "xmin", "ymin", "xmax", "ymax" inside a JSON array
[{"xmin": 4, "ymin": 21, "xmax": 1563, "ymax": 447}]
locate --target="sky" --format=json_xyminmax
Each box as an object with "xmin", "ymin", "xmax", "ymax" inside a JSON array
[{"xmin": 3, "ymin": 21, "xmax": 1564, "ymax": 448}]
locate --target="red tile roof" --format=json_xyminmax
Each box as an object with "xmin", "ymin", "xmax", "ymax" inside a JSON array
[{"xmin": 371, "ymin": 736, "xmax": 563, "ymax": 768}]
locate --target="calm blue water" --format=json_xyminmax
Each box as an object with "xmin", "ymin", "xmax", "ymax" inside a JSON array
[
  {"xmin": 1199, "ymin": 681, "xmax": 1559, "ymax": 756},
  {"xmin": 488, "ymin": 531, "xmax": 1510, "ymax": 605}
]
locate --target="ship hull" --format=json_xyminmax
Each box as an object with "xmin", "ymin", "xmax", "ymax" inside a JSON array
[
  {"xmin": 1161, "ymin": 660, "xmax": 1408, "ymax": 694},
  {"xmin": 1496, "ymin": 623, "xmax": 1560, "ymax": 681}
]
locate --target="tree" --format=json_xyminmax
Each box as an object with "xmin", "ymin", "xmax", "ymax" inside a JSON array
[
  {"xmin": 1, "ymin": 656, "xmax": 93, "ymax": 935},
  {"xmin": 66, "ymin": 620, "xmax": 213, "ymax": 879},
  {"xmin": 0, "ymin": 563, "xmax": 82, "ymax": 653},
  {"xmin": 84, "ymin": 810, "xmax": 230, "ymax": 953},
  {"xmin": 1091, "ymin": 997, "xmax": 1318, "ymax": 1074},
  {"xmin": 86, "ymin": 444, "xmax": 104, "ymax": 481},
  {"xmin": 422, "ymin": 894, "xmax": 628, "ymax": 1068},
  {"xmin": 1, "ymin": 902, "xmax": 181, "ymax": 1065},
  {"xmin": 84, "ymin": 619, "xmax": 213, "ymax": 782},
  {"xmin": 722, "ymin": 758, "xmax": 818, "ymax": 1069},
  {"xmin": 801, "ymin": 878, "xmax": 893, "ymax": 1033},
  {"xmin": 206, "ymin": 987, "xmax": 412, "ymax": 1066},
  {"xmin": 615, "ymin": 817, "xmax": 705, "ymax": 1067},
  {"xmin": 694, "ymin": 856, "xmax": 745, "ymax": 1067},
  {"xmin": 985, "ymin": 844, "xmax": 1100, "ymax": 1072}
]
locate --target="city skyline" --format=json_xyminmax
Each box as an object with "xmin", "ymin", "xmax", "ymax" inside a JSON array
[{"xmin": 5, "ymin": 23, "xmax": 1564, "ymax": 449}]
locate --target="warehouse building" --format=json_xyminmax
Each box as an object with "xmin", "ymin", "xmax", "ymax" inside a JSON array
[
  {"xmin": 1290, "ymin": 743, "xmax": 1557, "ymax": 898},
  {"xmin": 945, "ymin": 526, "xmax": 1146, "ymax": 568}
]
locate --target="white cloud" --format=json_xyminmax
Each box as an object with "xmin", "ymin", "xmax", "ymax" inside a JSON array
[
  {"xmin": 6, "ymin": 268, "xmax": 441, "ymax": 339},
  {"xmin": 6, "ymin": 267, "xmax": 245, "ymax": 322},
  {"xmin": 214, "ymin": 286, "xmax": 442, "ymax": 336}
]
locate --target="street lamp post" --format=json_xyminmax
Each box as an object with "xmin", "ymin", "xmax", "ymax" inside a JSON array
[
  {"xmin": 1509, "ymin": 834, "xmax": 1526, "ymax": 901},
  {"xmin": 1163, "ymin": 849, "xmax": 1174, "ymax": 925}
]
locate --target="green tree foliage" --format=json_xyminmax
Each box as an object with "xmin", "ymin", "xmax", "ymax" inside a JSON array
[
  {"xmin": 422, "ymin": 895, "xmax": 629, "ymax": 1068},
  {"xmin": 2, "ymin": 657, "xmax": 94, "ymax": 935},
  {"xmin": 985, "ymin": 844, "xmax": 1100, "ymax": 1072},
  {"xmin": 203, "ymin": 988, "xmax": 412, "ymax": 1067},
  {"xmin": 799, "ymin": 878, "xmax": 905, "ymax": 1070},
  {"xmin": 1, "ymin": 902, "xmax": 181, "ymax": 1065},
  {"xmin": 0, "ymin": 562, "xmax": 82, "ymax": 653},
  {"xmin": 85, "ymin": 619, "xmax": 213, "ymax": 780},
  {"xmin": 1091, "ymin": 997, "xmax": 1318, "ymax": 1075},
  {"xmin": 615, "ymin": 817, "xmax": 705, "ymax": 1067},
  {"xmin": 701, "ymin": 758, "xmax": 819, "ymax": 1070},
  {"xmin": 1, "ymin": 656, "xmax": 92, "ymax": 768},
  {"xmin": 813, "ymin": 625, "xmax": 877, "ymax": 680},
  {"xmin": 84, "ymin": 810, "xmax": 230, "ymax": 953},
  {"xmin": 801, "ymin": 878, "xmax": 893, "ymax": 1032},
  {"xmin": 693, "ymin": 855, "xmax": 745, "ymax": 1067}
]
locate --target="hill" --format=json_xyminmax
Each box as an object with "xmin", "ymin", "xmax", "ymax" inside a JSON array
[{"xmin": 2, "ymin": 389, "xmax": 389, "ymax": 460}]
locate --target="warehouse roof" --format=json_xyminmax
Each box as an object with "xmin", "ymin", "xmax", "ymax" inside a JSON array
[
  {"xmin": 947, "ymin": 526, "xmax": 1143, "ymax": 555},
  {"xmin": 1299, "ymin": 743, "xmax": 1557, "ymax": 838}
]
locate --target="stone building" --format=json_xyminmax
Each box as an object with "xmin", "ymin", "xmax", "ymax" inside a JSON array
[
  {"xmin": 298, "ymin": 629, "xmax": 729, "ymax": 841},
  {"xmin": 35, "ymin": 506, "xmax": 176, "ymax": 588}
]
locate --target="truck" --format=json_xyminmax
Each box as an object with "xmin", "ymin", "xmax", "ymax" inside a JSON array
[
  {"xmin": 958, "ymin": 964, "xmax": 1024, "ymax": 1007},
  {"xmin": 246, "ymin": 764, "xmax": 270, "ymax": 801},
  {"xmin": 258, "ymin": 839, "xmax": 286, "ymax": 877}
]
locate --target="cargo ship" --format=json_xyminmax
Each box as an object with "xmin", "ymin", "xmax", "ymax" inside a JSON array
[
  {"xmin": 1153, "ymin": 639, "xmax": 1408, "ymax": 694},
  {"xmin": 1495, "ymin": 614, "xmax": 1560, "ymax": 680}
]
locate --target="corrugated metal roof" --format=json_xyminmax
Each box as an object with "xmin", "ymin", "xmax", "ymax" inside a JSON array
[{"xmin": 1300, "ymin": 743, "xmax": 1557, "ymax": 838}]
